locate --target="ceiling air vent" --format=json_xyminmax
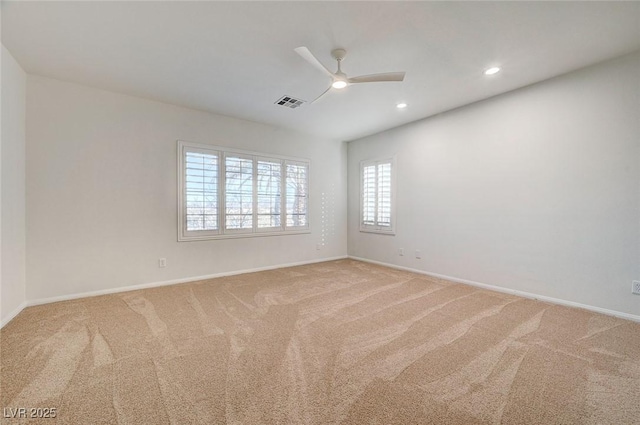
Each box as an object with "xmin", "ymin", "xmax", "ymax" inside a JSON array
[{"xmin": 275, "ymin": 96, "xmax": 305, "ymax": 109}]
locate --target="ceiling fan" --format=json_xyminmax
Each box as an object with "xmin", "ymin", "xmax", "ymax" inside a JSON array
[{"xmin": 294, "ymin": 47, "xmax": 406, "ymax": 103}]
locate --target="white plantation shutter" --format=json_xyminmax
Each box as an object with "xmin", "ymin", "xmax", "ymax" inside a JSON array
[
  {"xmin": 178, "ymin": 141, "xmax": 309, "ymax": 241},
  {"xmin": 360, "ymin": 158, "xmax": 395, "ymax": 234},
  {"xmin": 285, "ymin": 161, "xmax": 309, "ymax": 228},
  {"xmin": 362, "ymin": 164, "xmax": 376, "ymax": 226},
  {"xmin": 225, "ymin": 155, "xmax": 253, "ymax": 230},
  {"xmin": 377, "ymin": 162, "xmax": 392, "ymax": 227},
  {"xmin": 257, "ymin": 159, "xmax": 283, "ymax": 229},
  {"xmin": 184, "ymin": 149, "xmax": 219, "ymax": 234}
]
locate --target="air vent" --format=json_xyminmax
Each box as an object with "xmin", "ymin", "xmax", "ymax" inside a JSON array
[{"xmin": 275, "ymin": 96, "xmax": 305, "ymax": 109}]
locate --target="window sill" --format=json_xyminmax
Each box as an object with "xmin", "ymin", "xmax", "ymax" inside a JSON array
[
  {"xmin": 178, "ymin": 229, "xmax": 311, "ymax": 242},
  {"xmin": 359, "ymin": 228, "xmax": 395, "ymax": 236}
]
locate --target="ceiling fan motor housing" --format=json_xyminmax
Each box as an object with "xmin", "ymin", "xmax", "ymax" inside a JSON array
[{"xmin": 331, "ymin": 48, "xmax": 347, "ymax": 61}]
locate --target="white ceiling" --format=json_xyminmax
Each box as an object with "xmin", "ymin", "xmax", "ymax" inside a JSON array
[{"xmin": 3, "ymin": 1, "xmax": 640, "ymax": 141}]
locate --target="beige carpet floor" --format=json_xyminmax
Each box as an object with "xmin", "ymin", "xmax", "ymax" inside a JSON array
[{"xmin": 1, "ymin": 259, "xmax": 639, "ymax": 424}]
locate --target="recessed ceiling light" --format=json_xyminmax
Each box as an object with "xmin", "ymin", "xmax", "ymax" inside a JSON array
[
  {"xmin": 484, "ymin": 67, "xmax": 501, "ymax": 75},
  {"xmin": 396, "ymin": 103, "xmax": 407, "ymax": 109}
]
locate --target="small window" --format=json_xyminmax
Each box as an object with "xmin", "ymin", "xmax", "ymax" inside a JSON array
[
  {"xmin": 360, "ymin": 158, "xmax": 395, "ymax": 234},
  {"xmin": 178, "ymin": 141, "xmax": 309, "ymax": 241}
]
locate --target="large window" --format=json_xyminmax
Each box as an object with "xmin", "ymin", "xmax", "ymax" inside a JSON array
[
  {"xmin": 178, "ymin": 141, "xmax": 309, "ymax": 241},
  {"xmin": 360, "ymin": 158, "xmax": 395, "ymax": 234}
]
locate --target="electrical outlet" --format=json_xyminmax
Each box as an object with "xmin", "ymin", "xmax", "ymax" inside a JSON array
[
  {"xmin": 398, "ymin": 248, "xmax": 404, "ymax": 256},
  {"xmin": 415, "ymin": 250, "xmax": 422, "ymax": 259},
  {"xmin": 633, "ymin": 281, "xmax": 640, "ymax": 295},
  {"xmin": 159, "ymin": 258, "xmax": 166, "ymax": 268}
]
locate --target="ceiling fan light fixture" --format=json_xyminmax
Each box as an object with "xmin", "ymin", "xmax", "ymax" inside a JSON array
[{"xmin": 332, "ymin": 80, "xmax": 348, "ymax": 89}]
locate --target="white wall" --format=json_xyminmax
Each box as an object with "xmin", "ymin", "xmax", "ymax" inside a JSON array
[
  {"xmin": 1, "ymin": 46, "xmax": 27, "ymax": 325},
  {"xmin": 348, "ymin": 51, "xmax": 640, "ymax": 317},
  {"xmin": 26, "ymin": 76, "xmax": 347, "ymax": 301}
]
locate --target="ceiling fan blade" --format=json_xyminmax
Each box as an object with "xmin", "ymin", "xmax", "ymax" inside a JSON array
[
  {"xmin": 348, "ymin": 72, "xmax": 406, "ymax": 84},
  {"xmin": 311, "ymin": 85, "xmax": 332, "ymax": 104},
  {"xmin": 294, "ymin": 47, "xmax": 334, "ymax": 78}
]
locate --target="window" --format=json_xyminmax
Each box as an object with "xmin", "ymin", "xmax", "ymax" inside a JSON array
[
  {"xmin": 257, "ymin": 159, "xmax": 282, "ymax": 229},
  {"xmin": 178, "ymin": 141, "xmax": 309, "ymax": 241},
  {"xmin": 184, "ymin": 149, "xmax": 219, "ymax": 236},
  {"xmin": 225, "ymin": 154, "xmax": 253, "ymax": 231},
  {"xmin": 286, "ymin": 162, "xmax": 309, "ymax": 229},
  {"xmin": 360, "ymin": 158, "xmax": 395, "ymax": 234}
]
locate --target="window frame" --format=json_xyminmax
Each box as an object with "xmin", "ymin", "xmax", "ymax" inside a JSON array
[
  {"xmin": 360, "ymin": 157, "xmax": 396, "ymax": 235},
  {"xmin": 178, "ymin": 141, "xmax": 310, "ymax": 242}
]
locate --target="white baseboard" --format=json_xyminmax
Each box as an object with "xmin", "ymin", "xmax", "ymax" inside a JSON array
[
  {"xmin": 349, "ymin": 256, "xmax": 640, "ymax": 323},
  {"xmin": 1, "ymin": 301, "xmax": 28, "ymax": 329},
  {"xmin": 10, "ymin": 254, "xmax": 637, "ymax": 326},
  {"xmin": 26, "ymin": 256, "xmax": 349, "ymax": 308}
]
